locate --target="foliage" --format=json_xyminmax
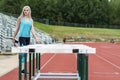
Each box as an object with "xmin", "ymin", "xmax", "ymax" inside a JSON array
[{"xmin": 0, "ymin": 0, "xmax": 120, "ymax": 28}]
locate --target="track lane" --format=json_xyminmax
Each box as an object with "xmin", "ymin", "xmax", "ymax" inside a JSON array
[
  {"xmin": 86, "ymin": 42, "xmax": 120, "ymax": 80},
  {"xmin": 41, "ymin": 54, "xmax": 77, "ymax": 73}
]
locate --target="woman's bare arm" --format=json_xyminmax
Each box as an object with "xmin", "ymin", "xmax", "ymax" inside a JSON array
[
  {"xmin": 31, "ymin": 19, "xmax": 39, "ymax": 43},
  {"xmin": 12, "ymin": 17, "xmax": 21, "ymax": 42}
]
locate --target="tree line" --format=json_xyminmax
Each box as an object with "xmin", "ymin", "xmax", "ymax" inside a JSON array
[{"xmin": 0, "ymin": 0, "xmax": 120, "ymax": 28}]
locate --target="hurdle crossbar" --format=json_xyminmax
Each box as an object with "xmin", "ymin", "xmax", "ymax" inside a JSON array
[{"xmin": 12, "ymin": 44, "xmax": 96, "ymax": 54}]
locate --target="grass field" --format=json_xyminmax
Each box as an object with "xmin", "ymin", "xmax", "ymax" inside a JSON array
[{"xmin": 34, "ymin": 22, "xmax": 120, "ymax": 42}]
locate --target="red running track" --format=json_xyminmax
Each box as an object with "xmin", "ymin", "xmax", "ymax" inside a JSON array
[
  {"xmin": 0, "ymin": 42, "xmax": 120, "ymax": 80},
  {"xmin": 83, "ymin": 42, "xmax": 120, "ymax": 80}
]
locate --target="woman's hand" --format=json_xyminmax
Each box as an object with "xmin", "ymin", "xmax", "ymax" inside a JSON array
[
  {"xmin": 12, "ymin": 38, "xmax": 19, "ymax": 47},
  {"xmin": 35, "ymin": 38, "xmax": 39, "ymax": 44},
  {"xmin": 12, "ymin": 38, "xmax": 15, "ymax": 43}
]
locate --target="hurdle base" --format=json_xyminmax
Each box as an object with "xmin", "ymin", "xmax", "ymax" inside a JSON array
[{"xmin": 33, "ymin": 73, "xmax": 80, "ymax": 80}]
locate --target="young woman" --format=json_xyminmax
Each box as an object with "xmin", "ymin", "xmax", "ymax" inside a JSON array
[
  {"xmin": 12, "ymin": 6, "xmax": 39, "ymax": 73},
  {"xmin": 13, "ymin": 5, "xmax": 38, "ymax": 45}
]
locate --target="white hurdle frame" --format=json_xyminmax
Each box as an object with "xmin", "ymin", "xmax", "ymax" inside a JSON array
[{"xmin": 12, "ymin": 44, "xmax": 96, "ymax": 80}]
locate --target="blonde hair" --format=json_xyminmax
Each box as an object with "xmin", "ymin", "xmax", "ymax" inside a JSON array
[{"xmin": 20, "ymin": 6, "xmax": 32, "ymax": 19}]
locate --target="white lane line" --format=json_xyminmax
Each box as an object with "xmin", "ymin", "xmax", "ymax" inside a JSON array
[
  {"xmin": 98, "ymin": 49, "xmax": 120, "ymax": 58},
  {"xmin": 74, "ymin": 54, "xmax": 77, "ymax": 59},
  {"xmin": 94, "ymin": 72, "xmax": 119, "ymax": 75},
  {"xmin": 96, "ymin": 54, "xmax": 120, "ymax": 70},
  {"xmin": 41, "ymin": 54, "xmax": 56, "ymax": 70}
]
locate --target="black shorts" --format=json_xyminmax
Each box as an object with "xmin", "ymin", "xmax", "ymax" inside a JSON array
[{"xmin": 19, "ymin": 37, "xmax": 30, "ymax": 46}]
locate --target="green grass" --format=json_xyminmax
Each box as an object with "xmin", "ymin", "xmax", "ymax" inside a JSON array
[{"xmin": 34, "ymin": 22, "xmax": 120, "ymax": 42}]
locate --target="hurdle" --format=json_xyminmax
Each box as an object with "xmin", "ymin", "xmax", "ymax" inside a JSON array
[{"xmin": 12, "ymin": 44, "xmax": 96, "ymax": 80}]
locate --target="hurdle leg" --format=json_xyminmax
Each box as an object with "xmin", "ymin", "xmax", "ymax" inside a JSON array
[
  {"xmin": 32, "ymin": 53, "xmax": 35, "ymax": 76},
  {"xmin": 77, "ymin": 54, "xmax": 88, "ymax": 80},
  {"xmin": 19, "ymin": 54, "xmax": 22, "ymax": 80},
  {"xmin": 29, "ymin": 52, "xmax": 35, "ymax": 80},
  {"xmin": 36, "ymin": 53, "xmax": 40, "ymax": 73},
  {"xmin": 38, "ymin": 53, "xmax": 40, "ymax": 70},
  {"xmin": 31, "ymin": 53, "xmax": 33, "ymax": 78},
  {"xmin": 29, "ymin": 53, "xmax": 31, "ymax": 80},
  {"xmin": 85, "ymin": 54, "xmax": 88, "ymax": 80},
  {"xmin": 24, "ymin": 53, "xmax": 27, "ymax": 80}
]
